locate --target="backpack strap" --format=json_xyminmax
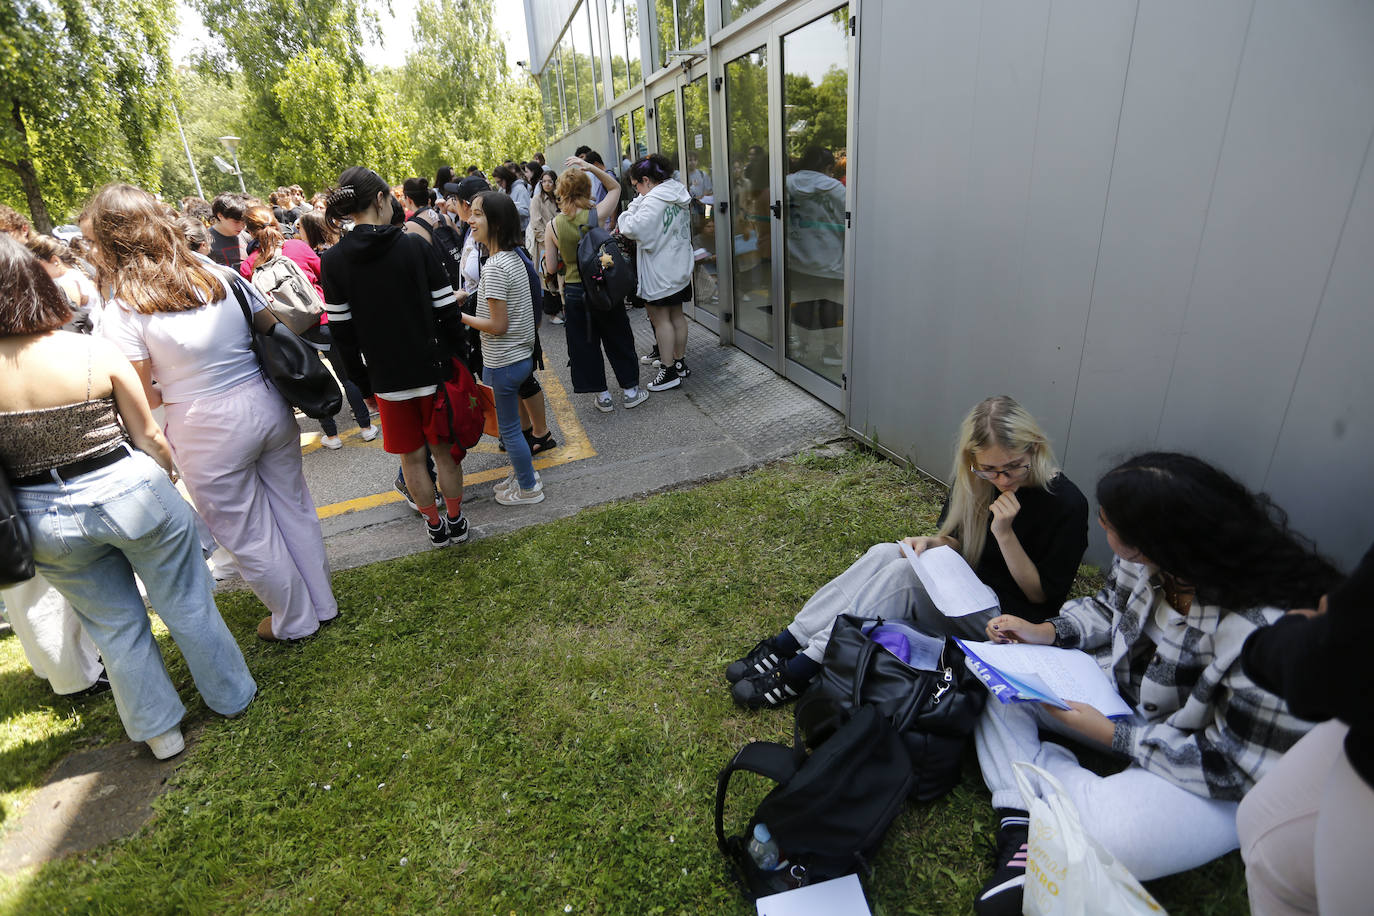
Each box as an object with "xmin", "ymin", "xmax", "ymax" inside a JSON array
[
  {"xmin": 406, "ymin": 207, "xmax": 441, "ymax": 244},
  {"xmin": 713, "ymin": 740, "xmax": 803, "ymax": 856}
]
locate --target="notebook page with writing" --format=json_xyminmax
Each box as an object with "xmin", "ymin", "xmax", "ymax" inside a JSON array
[{"xmin": 898, "ymin": 542, "xmax": 999, "ymax": 617}]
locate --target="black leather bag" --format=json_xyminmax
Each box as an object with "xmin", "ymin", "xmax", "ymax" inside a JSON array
[
  {"xmin": 1, "ymin": 467, "xmax": 36, "ymax": 588},
  {"xmin": 800, "ymin": 615, "xmax": 986, "ymax": 802},
  {"xmin": 226, "ymin": 274, "xmax": 342, "ymax": 420}
]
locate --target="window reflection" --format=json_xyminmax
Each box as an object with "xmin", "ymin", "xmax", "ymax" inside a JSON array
[
  {"xmin": 782, "ymin": 8, "xmax": 849, "ymax": 382},
  {"xmin": 654, "ymin": 89, "xmax": 679, "ymax": 176},
  {"xmin": 726, "ymin": 47, "xmax": 772, "ymax": 345},
  {"xmin": 683, "ymin": 75, "xmax": 716, "ymax": 317},
  {"xmin": 721, "ymin": 0, "xmax": 767, "ymax": 28}
]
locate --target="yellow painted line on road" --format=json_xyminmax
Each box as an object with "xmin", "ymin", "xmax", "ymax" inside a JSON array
[{"xmin": 312, "ymin": 367, "xmax": 597, "ymax": 520}]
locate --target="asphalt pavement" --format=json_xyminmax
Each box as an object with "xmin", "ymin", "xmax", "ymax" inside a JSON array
[{"xmin": 273, "ymin": 310, "xmax": 846, "ymax": 579}]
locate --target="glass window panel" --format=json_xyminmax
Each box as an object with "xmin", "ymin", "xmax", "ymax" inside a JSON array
[
  {"xmin": 653, "ymin": 89, "xmax": 679, "ymax": 176},
  {"xmin": 608, "ymin": 0, "xmax": 630, "ymax": 99},
  {"xmin": 654, "ymin": 0, "xmax": 675, "ymax": 71},
  {"xmin": 559, "ymin": 37, "xmax": 577, "ymax": 132},
  {"xmin": 782, "ymin": 7, "xmax": 850, "ymax": 383},
  {"xmin": 725, "ymin": 47, "xmax": 772, "ymax": 345},
  {"xmin": 588, "ymin": 1, "xmax": 604, "ymax": 109},
  {"xmin": 677, "ymin": 0, "xmax": 704, "ymax": 51},
  {"xmin": 631, "ymin": 106, "xmax": 648, "ymax": 160},
  {"xmin": 540, "ymin": 70, "xmax": 558, "ymax": 137},
  {"xmin": 571, "ymin": 4, "xmax": 594, "ymax": 123},
  {"xmin": 626, "ymin": 1, "xmax": 642, "ymax": 85},
  {"xmin": 721, "ymin": 0, "xmax": 767, "ymax": 28},
  {"xmin": 683, "ymin": 75, "xmax": 716, "ymax": 317}
]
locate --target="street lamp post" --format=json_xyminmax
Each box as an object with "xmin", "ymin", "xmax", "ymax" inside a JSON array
[{"xmin": 218, "ymin": 136, "xmax": 247, "ymax": 194}]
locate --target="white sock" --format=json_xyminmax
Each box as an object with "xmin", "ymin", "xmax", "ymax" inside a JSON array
[
  {"xmin": 599, "ymin": 389, "xmax": 611, "ymax": 399},
  {"xmin": 625, "ymin": 386, "xmax": 639, "ymax": 397}
]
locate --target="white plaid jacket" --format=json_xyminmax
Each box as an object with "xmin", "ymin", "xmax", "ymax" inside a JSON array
[{"xmin": 1050, "ymin": 558, "xmax": 1311, "ymax": 801}]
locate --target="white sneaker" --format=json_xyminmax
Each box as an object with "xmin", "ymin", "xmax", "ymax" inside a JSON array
[
  {"xmin": 359, "ymin": 425, "xmax": 380, "ymax": 442},
  {"xmin": 320, "ymin": 435, "xmax": 343, "ymax": 450},
  {"xmin": 147, "ymin": 726, "xmax": 185, "ymax": 760},
  {"xmin": 495, "ymin": 471, "xmax": 540, "ymax": 497},
  {"xmin": 495, "ymin": 478, "xmax": 546, "ymax": 506}
]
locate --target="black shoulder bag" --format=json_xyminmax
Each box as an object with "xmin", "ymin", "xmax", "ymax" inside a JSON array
[
  {"xmin": 226, "ymin": 273, "xmax": 342, "ymax": 420},
  {"xmin": 0, "ymin": 467, "xmax": 35, "ymax": 587}
]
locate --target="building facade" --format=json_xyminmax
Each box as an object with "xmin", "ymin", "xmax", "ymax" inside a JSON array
[{"xmin": 525, "ymin": 0, "xmax": 1374, "ymax": 571}]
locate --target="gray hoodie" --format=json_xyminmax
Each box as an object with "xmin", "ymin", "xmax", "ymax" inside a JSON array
[{"xmin": 616, "ymin": 178, "xmax": 693, "ymax": 301}]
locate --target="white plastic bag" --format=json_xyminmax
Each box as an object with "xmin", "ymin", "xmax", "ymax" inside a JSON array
[{"xmin": 1012, "ymin": 762, "xmax": 1166, "ymax": 916}]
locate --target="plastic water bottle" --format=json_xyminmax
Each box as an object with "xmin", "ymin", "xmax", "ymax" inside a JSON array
[{"xmin": 747, "ymin": 823, "xmax": 781, "ymax": 871}]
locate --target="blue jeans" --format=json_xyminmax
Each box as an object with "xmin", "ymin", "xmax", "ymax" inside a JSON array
[
  {"xmin": 484, "ymin": 357, "xmax": 537, "ymax": 489},
  {"xmin": 15, "ymin": 448, "xmax": 257, "ymax": 741}
]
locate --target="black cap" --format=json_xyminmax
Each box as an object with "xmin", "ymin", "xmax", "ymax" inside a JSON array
[{"xmin": 453, "ymin": 176, "xmax": 491, "ymax": 202}]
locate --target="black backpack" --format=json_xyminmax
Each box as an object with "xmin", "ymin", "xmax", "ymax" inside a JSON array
[
  {"xmin": 513, "ymin": 246, "xmax": 543, "ymax": 329},
  {"xmin": 408, "ymin": 207, "xmax": 465, "ymax": 288},
  {"xmin": 715, "ymin": 703, "xmax": 914, "ymax": 900},
  {"xmin": 573, "ymin": 211, "xmax": 635, "ymax": 312}
]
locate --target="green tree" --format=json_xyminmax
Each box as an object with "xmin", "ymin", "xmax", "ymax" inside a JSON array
[
  {"xmin": 0, "ymin": 0, "xmax": 175, "ymax": 231},
  {"xmin": 271, "ymin": 48, "xmax": 411, "ymax": 189},
  {"xmin": 396, "ymin": 0, "xmax": 542, "ymax": 175}
]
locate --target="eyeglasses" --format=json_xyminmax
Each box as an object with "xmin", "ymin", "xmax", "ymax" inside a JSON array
[{"xmin": 971, "ymin": 462, "xmax": 1031, "ymax": 481}]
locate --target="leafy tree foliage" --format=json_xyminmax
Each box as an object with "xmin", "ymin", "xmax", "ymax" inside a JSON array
[
  {"xmin": 0, "ymin": 0, "xmax": 175, "ymax": 231},
  {"xmin": 395, "ymin": 0, "xmax": 543, "ymax": 176}
]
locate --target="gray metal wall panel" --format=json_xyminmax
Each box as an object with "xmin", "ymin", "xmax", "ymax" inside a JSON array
[
  {"xmin": 1263, "ymin": 137, "xmax": 1374, "ymax": 572},
  {"xmin": 851, "ymin": 0, "xmax": 983, "ymax": 469},
  {"xmin": 1155, "ymin": 0, "xmax": 1374, "ymax": 485},
  {"xmin": 1015, "ymin": 0, "xmax": 1135, "ymax": 444},
  {"xmin": 1062, "ymin": 1, "xmax": 1252, "ymax": 472}
]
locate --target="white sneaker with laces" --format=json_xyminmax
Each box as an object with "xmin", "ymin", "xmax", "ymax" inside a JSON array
[
  {"xmin": 320, "ymin": 435, "xmax": 343, "ymax": 450},
  {"xmin": 495, "ymin": 471, "xmax": 540, "ymax": 497},
  {"xmin": 359, "ymin": 425, "xmax": 380, "ymax": 442},
  {"xmin": 495, "ymin": 478, "xmax": 546, "ymax": 506}
]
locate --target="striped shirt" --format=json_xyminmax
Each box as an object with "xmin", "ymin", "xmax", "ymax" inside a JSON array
[
  {"xmin": 1051, "ymin": 558, "xmax": 1311, "ymax": 801},
  {"xmin": 475, "ymin": 250, "xmax": 535, "ymax": 369}
]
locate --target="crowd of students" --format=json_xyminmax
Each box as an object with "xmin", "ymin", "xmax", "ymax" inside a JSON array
[{"xmin": 1, "ymin": 145, "xmax": 1367, "ymax": 913}]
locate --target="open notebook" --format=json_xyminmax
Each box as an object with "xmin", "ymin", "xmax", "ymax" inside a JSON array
[{"xmin": 897, "ymin": 542, "xmax": 999, "ymax": 618}]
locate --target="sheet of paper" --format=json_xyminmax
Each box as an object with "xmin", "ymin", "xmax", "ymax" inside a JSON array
[
  {"xmin": 898, "ymin": 542, "xmax": 999, "ymax": 617},
  {"xmin": 757, "ymin": 873, "xmax": 872, "ymax": 916},
  {"xmin": 955, "ymin": 639, "xmax": 1133, "ymax": 718}
]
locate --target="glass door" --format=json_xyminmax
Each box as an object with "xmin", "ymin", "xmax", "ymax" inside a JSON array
[{"xmin": 716, "ymin": 1, "xmax": 851, "ymax": 406}]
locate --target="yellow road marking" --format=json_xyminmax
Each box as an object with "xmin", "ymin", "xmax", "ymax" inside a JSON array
[{"xmin": 311, "ymin": 367, "xmax": 596, "ymax": 520}]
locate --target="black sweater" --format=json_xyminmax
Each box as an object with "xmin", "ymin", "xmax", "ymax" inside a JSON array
[
  {"xmin": 1242, "ymin": 542, "xmax": 1373, "ymax": 788},
  {"xmin": 320, "ymin": 224, "xmax": 463, "ymax": 398},
  {"xmin": 937, "ymin": 472, "xmax": 1090, "ymax": 621}
]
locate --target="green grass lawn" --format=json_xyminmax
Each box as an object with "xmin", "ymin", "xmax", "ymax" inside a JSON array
[{"xmin": 0, "ymin": 449, "xmax": 1249, "ymax": 914}]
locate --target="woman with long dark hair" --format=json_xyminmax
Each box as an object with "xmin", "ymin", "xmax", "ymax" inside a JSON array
[
  {"xmin": 458, "ymin": 191, "xmax": 542, "ymax": 505},
  {"xmin": 87, "ymin": 184, "xmax": 338, "ymax": 644},
  {"xmin": 0, "ymin": 233, "xmax": 255, "ymax": 758},
  {"xmin": 970, "ymin": 452, "xmax": 1338, "ymax": 916},
  {"xmin": 727, "ymin": 395, "xmax": 1089, "ymax": 709}
]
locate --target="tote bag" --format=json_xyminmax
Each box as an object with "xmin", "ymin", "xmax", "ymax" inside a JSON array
[{"xmin": 1012, "ymin": 762, "xmax": 1166, "ymax": 916}]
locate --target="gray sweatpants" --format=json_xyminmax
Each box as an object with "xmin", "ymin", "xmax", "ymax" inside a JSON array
[{"xmin": 786, "ymin": 542, "xmax": 998, "ymax": 663}]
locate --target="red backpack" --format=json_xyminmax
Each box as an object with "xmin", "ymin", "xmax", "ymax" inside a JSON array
[{"xmin": 431, "ymin": 357, "xmax": 487, "ymax": 458}]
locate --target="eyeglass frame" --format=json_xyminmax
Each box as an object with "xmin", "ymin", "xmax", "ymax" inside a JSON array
[{"xmin": 970, "ymin": 461, "xmax": 1032, "ymax": 482}]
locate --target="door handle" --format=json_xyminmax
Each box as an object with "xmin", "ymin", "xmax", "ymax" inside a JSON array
[
  {"xmin": 770, "ymin": 201, "xmax": 781, "ymax": 219},
  {"xmin": 718, "ymin": 201, "xmax": 728, "ymax": 214}
]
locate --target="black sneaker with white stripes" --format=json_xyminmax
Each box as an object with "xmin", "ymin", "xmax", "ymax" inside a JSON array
[
  {"xmin": 725, "ymin": 634, "xmax": 798, "ymax": 683},
  {"xmin": 974, "ymin": 812, "xmax": 1031, "ymax": 916},
  {"xmin": 730, "ymin": 667, "xmax": 809, "ymax": 710}
]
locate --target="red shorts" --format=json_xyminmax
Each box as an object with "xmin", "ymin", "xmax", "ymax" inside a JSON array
[{"xmin": 376, "ymin": 393, "xmax": 442, "ymax": 454}]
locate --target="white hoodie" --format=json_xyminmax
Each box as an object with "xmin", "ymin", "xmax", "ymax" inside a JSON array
[{"xmin": 616, "ymin": 178, "xmax": 693, "ymax": 301}]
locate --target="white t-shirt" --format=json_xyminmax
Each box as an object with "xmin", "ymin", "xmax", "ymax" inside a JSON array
[{"xmin": 103, "ymin": 273, "xmax": 262, "ymax": 404}]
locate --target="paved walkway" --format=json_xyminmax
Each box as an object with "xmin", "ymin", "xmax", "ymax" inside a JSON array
[{"xmin": 282, "ymin": 311, "xmax": 846, "ymax": 578}]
